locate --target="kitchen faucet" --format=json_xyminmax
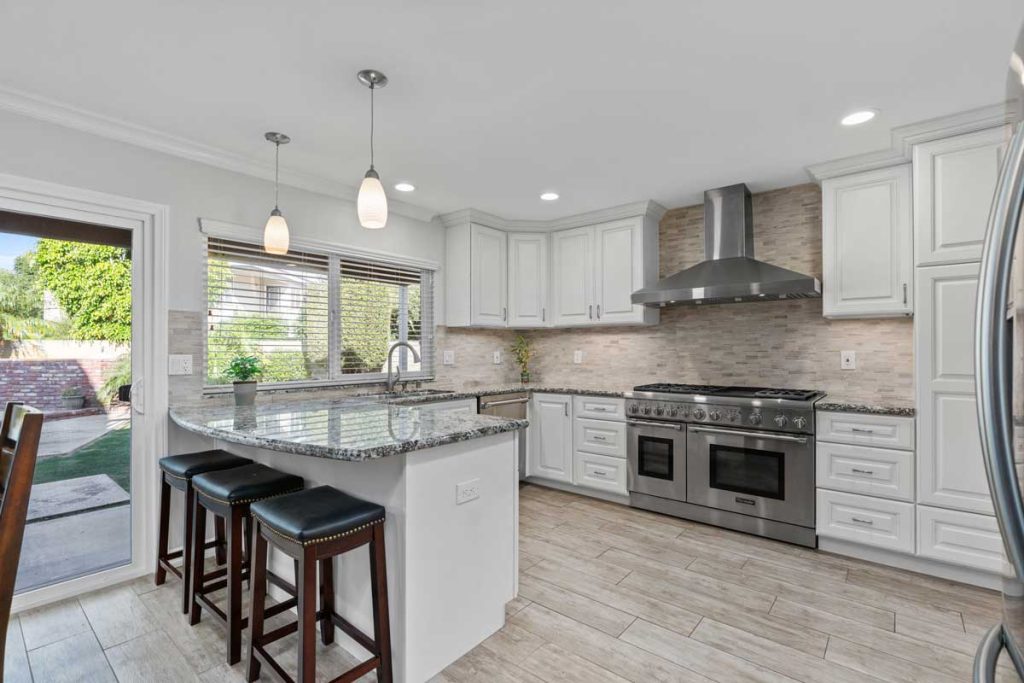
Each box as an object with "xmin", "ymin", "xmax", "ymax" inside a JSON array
[{"xmin": 386, "ymin": 341, "xmax": 421, "ymax": 392}]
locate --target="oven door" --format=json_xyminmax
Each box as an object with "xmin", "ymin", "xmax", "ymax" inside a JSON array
[
  {"xmin": 686, "ymin": 425, "xmax": 814, "ymax": 528},
  {"xmin": 627, "ymin": 419, "xmax": 686, "ymax": 501}
]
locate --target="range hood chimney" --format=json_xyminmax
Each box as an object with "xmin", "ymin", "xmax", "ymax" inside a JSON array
[{"xmin": 631, "ymin": 183, "xmax": 821, "ymax": 306}]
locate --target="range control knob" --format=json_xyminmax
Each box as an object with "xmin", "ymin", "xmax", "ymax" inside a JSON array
[
  {"xmin": 774, "ymin": 414, "xmax": 789, "ymax": 428},
  {"xmin": 669, "ymin": 407, "xmax": 679, "ymax": 417},
  {"xmin": 643, "ymin": 405, "xmax": 652, "ymax": 415},
  {"xmin": 793, "ymin": 416, "xmax": 807, "ymax": 430},
  {"xmin": 749, "ymin": 412, "xmax": 762, "ymax": 425},
  {"xmin": 727, "ymin": 410, "xmax": 740, "ymax": 423},
  {"xmin": 708, "ymin": 410, "xmax": 721, "ymax": 421},
  {"xmin": 654, "ymin": 407, "xmax": 664, "ymax": 416},
  {"xmin": 692, "ymin": 408, "xmax": 706, "ymax": 420},
  {"xmin": 628, "ymin": 403, "xmax": 639, "ymax": 414}
]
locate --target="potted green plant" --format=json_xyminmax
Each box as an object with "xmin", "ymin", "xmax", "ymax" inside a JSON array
[
  {"xmin": 60, "ymin": 385, "xmax": 85, "ymax": 410},
  {"xmin": 511, "ymin": 335, "xmax": 532, "ymax": 384},
  {"xmin": 226, "ymin": 355, "xmax": 262, "ymax": 406}
]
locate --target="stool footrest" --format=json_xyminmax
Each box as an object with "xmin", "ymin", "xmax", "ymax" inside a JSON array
[
  {"xmin": 328, "ymin": 656, "xmax": 380, "ymax": 683},
  {"xmin": 264, "ymin": 598, "xmax": 297, "ymax": 619},
  {"xmin": 326, "ymin": 612, "xmax": 377, "ymax": 655},
  {"xmin": 252, "ymin": 644, "xmax": 292, "ymax": 683}
]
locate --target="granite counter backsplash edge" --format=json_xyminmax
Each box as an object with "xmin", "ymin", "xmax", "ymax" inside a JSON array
[{"xmin": 815, "ymin": 401, "xmax": 915, "ymax": 418}]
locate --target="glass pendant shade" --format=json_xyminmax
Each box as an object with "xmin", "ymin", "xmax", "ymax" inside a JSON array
[
  {"xmin": 264, "ymin": 209, "xmax": 289, "ymax": 254},
  {"xmin": 358, "ymin": 169, "xmax": 388, "ymax": 229}
]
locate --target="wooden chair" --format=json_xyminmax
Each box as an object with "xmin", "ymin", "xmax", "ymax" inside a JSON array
[{"xmin": 0, "ymin": 402, "xmax": 43, "ymax": 674}]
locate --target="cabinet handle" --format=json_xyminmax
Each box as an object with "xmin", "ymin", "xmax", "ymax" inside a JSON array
[
  {"xmin": 850, "ymin": 427, "xmax": 875, "ymax": 434},
  {"xmin": 564, "ymin": 403, "xmax": 568, "ymax": 417},
  {"xmin": 593, "ymin": 470, "xmax": 607, "ymax": 477},
  {"xmin": 851, "ymin": 517, "xmax": 875, "ymax": 526},
  {"xmin": 503, "ymin": 307, "xmax": 507, "ymax": 321},
  {"xmin": 542, "ymin": 307, "xmax": 546, "ymax": 322},
  {"xmin": 903, "ymin": 283, "xmax": 908, "ymax": 305},
  {"xmin": 592, "ymin": 435, "xmax": 608, "ymax": 441},
  {"xmin": 597, "ymin": 304, "xmax": 601, "ymax": 319},
  {"xmin": 589, "ymin": 304, "xmax": 593, "ymax": 319},
  {"xmin": 851, "ymin": 467, "xmax": 875, "ymax": 476}
]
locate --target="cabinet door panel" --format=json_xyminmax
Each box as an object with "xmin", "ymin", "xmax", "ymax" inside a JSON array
[
  {"xmin": 507, "ymin": 232, "xmax": 549, "ymax": 328},
  {"xmin": 916, "ymin": 262, "xmax": 992, "ymax": 514},
  {"xmin": 551, "ymin": 227, "xmax": 593, "ymax": 325},
  {"xmin": 529, "ymin": 395, "xmax": 572, "ymax": 482},
  {"xmin": 914, "ymin": 127, "xmax": 1008, "ymax": 266},
  {"xmin": 470, "ymin": 224, "xmax": 507, "ymax": 326},
  {"xmin": 594, "ymin": 219, "xmax": 644, "ymax": 324},
  {"xmin": 821, "ymin": 165, "xmax": 913, "ymax": 318}
]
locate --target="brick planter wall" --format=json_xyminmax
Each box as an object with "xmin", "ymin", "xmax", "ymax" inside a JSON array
[{"xmin": 0, "ymin": 358, "xmax": 120, "ymax": 412}]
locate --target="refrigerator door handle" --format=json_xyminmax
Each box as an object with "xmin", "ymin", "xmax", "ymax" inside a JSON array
[
  {"xmin": 974, "ymin": 624, "xmax": 1005, "ymax": 683},
  {"xmin": 977, "ymin": 122, "xmax": 1024, "ymax": 579}
]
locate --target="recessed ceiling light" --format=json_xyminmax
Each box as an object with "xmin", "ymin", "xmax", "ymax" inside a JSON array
[
  {"xmin": 394, "ymin": 182, "xmax": 415, "ymax": 192},
  {"xmin": 840, "ymin": 109, "xmax": 877, "ymax": 126},
  {"xmin": 540, "ymin": 192, "xmax": 559, "ymax": 201}
]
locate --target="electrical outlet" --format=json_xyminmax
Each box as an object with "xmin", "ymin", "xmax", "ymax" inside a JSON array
[
  {"xmin": 840, "ymin": 350, "xmax": 856, "ymax": 370},
  {"xmin": 456, "ymin": 478, "xmax": 480, "ymax": 505},
  {"xmin": 442, "ymin": 350, "xmax": 455, "ymax": 366},
  {"xmin": 493, "ymin": 350, "xmax": 502, "ymax": 364},
  {"xmin": 573, "ymin": 350, "xmax": 584, "ymax": 364},
  {"xmin": 168, "ymin": 354, "xmax": 193, "ymax": 375}
]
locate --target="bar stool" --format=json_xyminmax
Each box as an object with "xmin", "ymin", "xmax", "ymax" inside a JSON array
[
  {"xmin": 190, "ymin": 463, "xmax": 304, "ymax": 665},
  {"xmin": 246, "ymin": 485, "xmax": 392, "ymax": 683},
  {"xmin": 156, "ymin": 450, "xmax": 252, "ymax": 613}
]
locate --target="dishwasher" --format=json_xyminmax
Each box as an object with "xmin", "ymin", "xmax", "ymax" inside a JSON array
[{"xmin": 479, "ymin": 392, "xmax": 529, "ymax": 480}]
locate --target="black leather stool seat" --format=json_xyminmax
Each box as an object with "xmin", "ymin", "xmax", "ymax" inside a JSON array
[
  {"xmin": 192, "ymin": 463, "xmax": 303, "ymax": 506},
  {"xmin": 251, "ymin": 485, "xmax": 385, "ymax": 545},
  {"xmin": 159, "ymin": 449, "xmax": 251, "ymax": 480}
]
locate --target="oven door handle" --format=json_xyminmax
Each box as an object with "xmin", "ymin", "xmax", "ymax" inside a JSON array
[
  {"xmin": 690, "ymin": 425, "xmax": 809, "ymax": 444},
  {"xmin": 627, "ymin": 419, "xmax": 684, "ymax": 431}
]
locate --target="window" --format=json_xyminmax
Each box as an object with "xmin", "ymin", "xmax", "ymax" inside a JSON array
[{"xmin": 206, "ymin": 237, "xmax": 434, "ymax": 387}]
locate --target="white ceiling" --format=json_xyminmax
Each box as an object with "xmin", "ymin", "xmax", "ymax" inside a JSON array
[{"xmin": 1, "ymin": 0, "xmax": 1022, "ymax": 219}]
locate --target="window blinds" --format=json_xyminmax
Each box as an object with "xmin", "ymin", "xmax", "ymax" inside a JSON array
[{"xmin": 206, "ymin": 237, "xmax": 434, "ymax": 386}]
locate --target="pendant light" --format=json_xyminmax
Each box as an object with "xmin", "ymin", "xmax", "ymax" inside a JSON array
[
  {"xmin": 263, "ymin": 132, "xmax": 291, "ymax": 254},
  {"xmin": 356, "ymin": 69, "xmax": 388, "ymax": 229}
]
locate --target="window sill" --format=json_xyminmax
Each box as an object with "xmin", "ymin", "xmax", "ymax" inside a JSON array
[{"xmin": 202, "ymin": 375, "xmax": 436, "ymax": 397}]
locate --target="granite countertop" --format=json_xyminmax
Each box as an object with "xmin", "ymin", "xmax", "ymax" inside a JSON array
[
  {"xmin": 169, "ymin": 396, "xmax": 527, "ymax": 461},
  {"xmin": 815, "ymin": 400, "xmax": 916, "ymax": 418},
  {"xmin": 426, "ymin": 386, "xmax": 626, "ymax": 400}
]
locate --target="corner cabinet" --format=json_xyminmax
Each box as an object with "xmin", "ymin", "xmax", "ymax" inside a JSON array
[
  {"xmin": 443, "ymin": 203, "xmax": 662, "ymax": 329},
  {"xmin": 821, "ymin": 165, "xmax": 913, "ymax": 318},
  {"xmin": 528, "ymin": 394, "xmax": 573, "ymax": 483}
]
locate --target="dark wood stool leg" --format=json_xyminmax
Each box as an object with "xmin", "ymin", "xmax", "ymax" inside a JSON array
[
  {"xmin": 227, "ymin": 506, "xmax": 244, "ymax": 665},
  {"xmin": 318, "ymin": 556, "xmax": 335, "ymax": 645},
  {"xmin": 188, "ymin": 494, "xmax": 207, "ymax": 626},
  {"xmin": 246, "ymin": 520, "xmax": 268, "ymax": 683},
  {"xmin": 370, "ymin": 524, "xmax": 393, "ymax": 683},
  {"xmin": 181, "ymin": 484, "xmax": 196, "ymax": 614},
  {"xmin": 155, "ymin": 474, "xmax": 171, "ymax": 586},
  {"xmin": 214, "ymin": 515, "xmax": 227, "ymax": 566},
  {"xmin": 297, "ymin": 547, "xmax": 317, "ymax": 683}
]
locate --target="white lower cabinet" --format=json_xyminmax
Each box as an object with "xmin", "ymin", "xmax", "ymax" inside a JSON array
[
  {"xmin": 816, "ymin": 441, "xmax": 914, "ymax": 502},
  {"xmin": 916, "ymin": 505, "xmax": 1004, "ymax": 573},
  {"xmin": 817, "ymin": 489, "xmax": 915, "ymax": 554},
  {"xmin": 574, "ymin": 452, "xmax": 627, "ymax": 495},
  {"xmin": 574, "ymin": 418, "xmax": 626, "ymax": 458},
  {"xmin": 528, "ymin": 394, "xmax": 572, "ymax": 483}
]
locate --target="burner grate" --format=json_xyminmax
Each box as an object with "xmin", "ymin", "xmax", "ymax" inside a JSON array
[
  {"xmin": 751, "ymin": 388, "xmax": 820, "ymax": 400},
  {"xmin": 632, "ymin": 383, "xmax": 729, "ymax": 394}
]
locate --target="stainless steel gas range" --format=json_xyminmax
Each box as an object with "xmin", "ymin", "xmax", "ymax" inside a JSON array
[{"xmin": 625, "ymin": 383, "xmax": 825, "ymax": 547}]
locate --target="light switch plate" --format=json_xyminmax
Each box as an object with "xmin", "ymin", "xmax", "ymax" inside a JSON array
[
  {"xmin": 168, "ymin": 354, "xmax": 193, "ymax": 375},
  {"xmin": 442, "ymin": 350, "xmax": 455, "ymax": 365},
  {"xmin": 840, "ymin": 350, "xmax": 856, "ymax": 370},
  {"xmin": 493, "ymin": 351, "xmax": 502, "ymax": 364},
  {"xmin": 573, "ymin": 350, "xmax": 584, "ymax": 364}
]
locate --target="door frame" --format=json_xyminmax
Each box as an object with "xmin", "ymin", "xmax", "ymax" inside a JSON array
[{"xmin": 0, "ymin": 172, "xmax": 169, "ymax": 613}]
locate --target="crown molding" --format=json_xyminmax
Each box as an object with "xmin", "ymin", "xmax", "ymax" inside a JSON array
[
  {"xmin": 806, "ymin": 102, "xmax": 1013, "ymax": 181},
  {"xmin": 0, "ymin": 84, "xmax": 438, "ymax": 223},
  {"xmin": 439, "ymin": 199, "xmax": 667, "ymax": 232}
]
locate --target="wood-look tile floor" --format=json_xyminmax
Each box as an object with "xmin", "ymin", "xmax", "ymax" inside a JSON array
[{"xmin": 4, "ymin": 483, "xmax": 1019, "ymax": 682}]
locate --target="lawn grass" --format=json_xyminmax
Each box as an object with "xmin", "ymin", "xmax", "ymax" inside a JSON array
[{"xmin": 33, "ymin": 426, "xmax": 131, "ymax": 492}]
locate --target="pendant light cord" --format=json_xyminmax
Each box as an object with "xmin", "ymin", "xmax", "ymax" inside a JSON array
[
  {"xmin": 369, "ymin": 84, "xmax": 375, "ymax": 170},
  {"xmin": 274, "ymin": 141, "xmax": 280, "ymax": 210}
]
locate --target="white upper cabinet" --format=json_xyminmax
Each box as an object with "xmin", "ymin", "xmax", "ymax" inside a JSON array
[
  {"xmin": 915, "ymin": 261, "xmax": 992, "ymax": 515},
  {"xmin": 821, "ymin": 165, "xmax": 913, "ymax": 318},
  {"xmin": 594, "ymin": 219, "xmax": 647, "ymax": 324},
  {"xmin": 913, "ymin": 126, "xmax": 1009, "ymax": 266},
  {"xmin": 470, "ymin": 224, "xmax": 508, "ymax": 326},
  {"xmin": 551, "ymin": 226, "xmax": 594, "ymax": 326},
  {"xmin": 507, "ymin": 232, "xmax": 549, "ymax": 328}
]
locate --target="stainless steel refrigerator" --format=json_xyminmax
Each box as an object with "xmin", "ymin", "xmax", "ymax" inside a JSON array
[{"xmin": 975, "ymin": 23, "xmax": 1024, "ymax": 682}]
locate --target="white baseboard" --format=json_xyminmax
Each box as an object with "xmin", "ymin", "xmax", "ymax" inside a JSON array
[
  {"xmin": 819, "ymin": 537, "xmax": 1003, "ymax": 590},
  {"xmin": 522, "ymin": 476, "xmax": 629, "ymax": 506}
]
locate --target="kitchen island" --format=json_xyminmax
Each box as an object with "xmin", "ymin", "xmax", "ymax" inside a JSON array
[{"xmin": 170, "ymin": 395, "xmax": 525, "ymax": 682}]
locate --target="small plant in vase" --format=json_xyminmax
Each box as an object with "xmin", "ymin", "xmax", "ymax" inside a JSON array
[
  {"xmin": 226, "ymin": 355, "xmax": 262, "ymax": 406},
  {"xmin": 511, "ymin": 335, "xmax": 532, "ymax": 384}
]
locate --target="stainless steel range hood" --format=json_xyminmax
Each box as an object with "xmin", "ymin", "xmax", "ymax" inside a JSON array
[{"xmin": 632, "ymin": 183, "xmax": 821, "ymax": 306}]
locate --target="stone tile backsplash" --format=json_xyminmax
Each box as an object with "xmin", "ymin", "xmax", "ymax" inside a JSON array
[{"xmin": 435, "ymin": 183, "xmax": 915, "ymax": 406}]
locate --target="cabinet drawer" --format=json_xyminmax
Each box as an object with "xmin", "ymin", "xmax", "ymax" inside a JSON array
[
  {"xmin": 917, "ymin": 505, "xmax": 1005, "ymax": 573},
  {"xmin": 816, "ymin": 442, "xmax": 914, "ymax": 501},
  {"xmin": 573, "ymin": 395, "xmax": 625, "ymax": 421},
  {"xmin": 816, "ymin": 412, "xmax": 914, "ymax": 450},
  {"xmin": 574, "ymin": 451, "xmax": 627, "ymax": 495},
  {"xmin": 817, "ymin": 489, "xmax": 915, "ymax": 553},
  {"xmin": 574, "ymin": 418, "xmax": 626, "ymax": 458}
]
